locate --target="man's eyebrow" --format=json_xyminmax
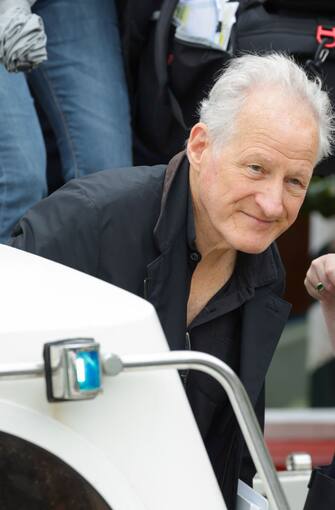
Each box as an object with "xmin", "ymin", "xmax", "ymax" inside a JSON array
[
  {"xmin": 240, "ymin": 151, "xmax": 273, "ymax": 165},
  {"xmin": 240, "ymin": 151, "xmax": 312, "ymax": 173}
]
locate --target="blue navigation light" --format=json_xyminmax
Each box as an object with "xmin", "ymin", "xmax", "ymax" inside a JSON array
[{"xmin": 75, "ymin": 350, "xmax": 101, "ymax": 392}]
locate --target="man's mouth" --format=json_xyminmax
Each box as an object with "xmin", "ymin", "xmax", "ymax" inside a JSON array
[{"xmin": 241, "ymin": 211, "xmax": 276, "ymax": 225}]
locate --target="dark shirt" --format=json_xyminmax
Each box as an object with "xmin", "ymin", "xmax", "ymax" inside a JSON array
[{"xmin": 185, "ymin": 187, "xmax": 274, "ymax": 485}]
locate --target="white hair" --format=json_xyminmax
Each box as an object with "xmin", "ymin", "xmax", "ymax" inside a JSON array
[{"xmin": 199, "ymin": 53, "xmax": 335, "ymax": 163}]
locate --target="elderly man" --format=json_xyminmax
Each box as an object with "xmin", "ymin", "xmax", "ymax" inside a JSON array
[{"xmin": 10, "ymin": 53, "xmax": 333, "ymax": 508}]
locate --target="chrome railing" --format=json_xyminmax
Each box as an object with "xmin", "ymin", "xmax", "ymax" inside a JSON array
[
  {"xmin": 0, "ymin": 346, "xmax": 290, "ymax": 510},
  {"xmin": 104, "ymin": 351, "xmax": 290, "ymax": 510}
]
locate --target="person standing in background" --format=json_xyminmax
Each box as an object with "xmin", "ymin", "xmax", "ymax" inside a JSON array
[{"xmin": 0, "ymin": 0, "xmax": 132, "ymax": 244}]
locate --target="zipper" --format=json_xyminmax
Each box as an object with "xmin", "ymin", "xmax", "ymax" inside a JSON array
[
  {"xmin": 180, "ymin": 330, "xmax": 191, "ymax": 387},
  {"xmin": 238, "ymin": 28, "xmax": 317, "ymax": 37}
]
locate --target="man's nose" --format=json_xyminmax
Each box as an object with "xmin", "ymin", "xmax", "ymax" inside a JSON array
[{"xmin": 255, "ymin": 184, "xmax": 284, "ymax": 219}]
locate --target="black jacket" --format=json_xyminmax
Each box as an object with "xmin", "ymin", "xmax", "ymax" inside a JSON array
[
  {"xmin": 11, "ymin": 152, "xmax": 291, "ymax": 509},
  {"xmin": 304, "ymin": 456, "xmax": 335, "ymax": 509}
]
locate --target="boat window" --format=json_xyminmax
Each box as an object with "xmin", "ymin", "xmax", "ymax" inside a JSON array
[{"xmin": 0, "ymin": 431, "xmax": 113, "ymax": 509}]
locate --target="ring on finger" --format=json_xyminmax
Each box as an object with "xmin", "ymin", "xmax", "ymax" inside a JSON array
[{"xmin": 316, "ymin": 282, "xmax": 325, "ymax": 293}]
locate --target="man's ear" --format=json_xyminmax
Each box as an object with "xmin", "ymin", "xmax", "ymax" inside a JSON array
[{"xmin": 187, "ymin": 123, "xmax": 210, "ymax": 172}]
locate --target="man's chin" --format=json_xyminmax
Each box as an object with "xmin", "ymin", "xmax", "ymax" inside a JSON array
[
  {"xmin": 235, "ymin": 239, "xmax": 273, "ymax": 255},
  {"xmin": 216, "ymin": 230, "xmax": 278, "ymax": 255}
]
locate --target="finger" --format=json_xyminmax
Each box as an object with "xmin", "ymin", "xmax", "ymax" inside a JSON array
[
  {"xmin": 323, "ymin": 256, "xmax": 335, "ymax": 289},
  {"xmin": 305, "ymin": 269, "xmax": 331, "ymax": 301},
  {"xmin": 304, "ymin": 275, "xmax": 322, "ymax": 300},
  {"xmin": 308, "ymin": 257, "xmax": 332, "ymax": 292},
  {"xmin": 305, "ymin": 262, "xmax": 324, "ymax": 293}
]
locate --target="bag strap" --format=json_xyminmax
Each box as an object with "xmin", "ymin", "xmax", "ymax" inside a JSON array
[
  {"xmin": 305, "ymin": 24, "xmax": 335, "ymax": 77},
  {"xmin": 154, "ymin": 0, "xmax": 178, "ymax": 90},
  {"xmin": 154, "ymin": 0, "xmax": 188, "ymax": 128}
]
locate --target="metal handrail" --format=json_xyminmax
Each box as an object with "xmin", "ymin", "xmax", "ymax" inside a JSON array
[
  {"xmin": 0, "ymin": 362, "xmax": 44, "ymax": 378},
  {"xmin": 0, "ymin": 349, "xmax": 291, "ymax": 509},
  {"xmin": 104, "ymin": 351, "xmax": 290, "ymax": 510}
]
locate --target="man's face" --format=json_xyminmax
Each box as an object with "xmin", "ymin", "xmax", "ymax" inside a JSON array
[{"xmin": 189, "ymin": 87, "xmax": 319, "ymax": 254}]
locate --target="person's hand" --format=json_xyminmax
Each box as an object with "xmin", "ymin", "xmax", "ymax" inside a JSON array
[
  {"xmin": 305, "ymin": 254, "xmax": 335, "ymax": 352},
  {"xmin": 305, "ymin": 254, "xmax": 335, "ymax": 303}
]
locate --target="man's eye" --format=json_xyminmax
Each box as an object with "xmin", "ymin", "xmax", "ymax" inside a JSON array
[
  {"xmin": 289, "ymin": 177, "xmax": 303, "ymax": 187},
  {"xmin": 248, "ymin": 164, "xmax": 263, "ymax": 173}
]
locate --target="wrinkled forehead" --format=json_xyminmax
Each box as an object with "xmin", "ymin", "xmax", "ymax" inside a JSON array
[
  {"xmin": 240, "ymin": 83, "xmax": 316, "ymax": 123},
  {"xmin": 223, "ymin": 86, "xmax": 320, "ymax": 164}
]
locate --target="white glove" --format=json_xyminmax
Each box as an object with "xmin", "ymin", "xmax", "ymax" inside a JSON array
[{"xmin": 0, "ymin": 0, "xmax": 47, "ymax": 72}]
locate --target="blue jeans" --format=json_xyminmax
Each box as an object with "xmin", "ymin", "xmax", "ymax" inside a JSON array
[{"xmin": 0, "ymin": 0, "xmax": 131, "ymax": 244}]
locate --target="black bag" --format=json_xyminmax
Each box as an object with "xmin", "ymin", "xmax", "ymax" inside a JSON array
[
  {"xmin": 235, "ymin": 1, "xmax": 335, "ymax": 176},
  {"xmin": 130, "ymin": 0, "xmax": 236, "ymax": 165},
  {"xmin": 303, "ymin": 456, "xmax": 335, "ymax": 509},
  {"xmin": 118, "ymin": 0, "xmax": 261, "ymax": 165},
  {"xmin": 119, "ymin": 0, "xmax": 335, "ymax": 169}
]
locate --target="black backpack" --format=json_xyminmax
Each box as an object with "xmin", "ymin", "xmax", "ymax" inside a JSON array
[
  {"xmin": 118, "ymin": 0, "xmax": 257, "ymax": 165},
  {"xmin": 118, "ymin": 1, "xmax": 335, "ymax": 169}
]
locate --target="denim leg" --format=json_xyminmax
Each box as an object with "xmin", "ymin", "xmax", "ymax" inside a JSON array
[
  {"xmin": 30, "ymin": 0, "xmax": 132, "ymax": 182},
  {"xmin": 0, "ymin": 67, "xmax": 47, "ymax": 244}
]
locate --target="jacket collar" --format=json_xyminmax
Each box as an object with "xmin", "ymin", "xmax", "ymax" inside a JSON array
[{"xmin": 153, "ymin": 151, "xmax": 189, "ymax": 253}]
